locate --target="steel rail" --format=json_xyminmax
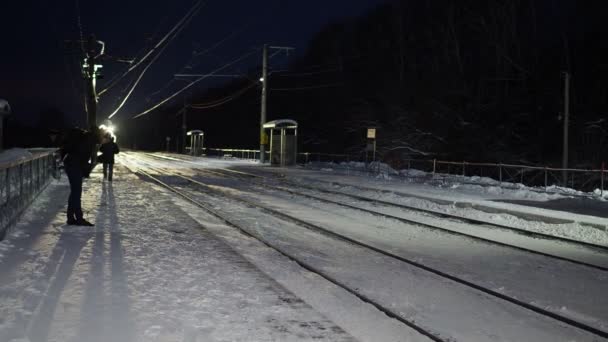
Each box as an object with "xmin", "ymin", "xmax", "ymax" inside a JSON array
[{"xmin": 128, "ymin": 156, "xmax": 608, "ymax": 340}]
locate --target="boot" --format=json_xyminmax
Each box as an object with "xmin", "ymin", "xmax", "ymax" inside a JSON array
[
  {"xmin": 67, "ymin": 212, "xmax": 77, "ymax": 225},
  {"xmin": 74, "ymin": 218, "xmax": 95, "ymax": 226}
]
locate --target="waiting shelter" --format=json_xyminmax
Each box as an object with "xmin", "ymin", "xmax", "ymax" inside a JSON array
[
  {"xmin": 186, "ymin": 130, "xmax": 204, "ymax": 156},
  {"xmin": 263, "ymin": 119, "xmax": 298, "ymax": 167}
]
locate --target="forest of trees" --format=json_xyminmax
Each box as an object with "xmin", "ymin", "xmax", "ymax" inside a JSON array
[{"xmin": 122, "ymin": 1, "xmax": 608, "ymax": 167}]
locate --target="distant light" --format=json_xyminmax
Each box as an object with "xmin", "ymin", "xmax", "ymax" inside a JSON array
[
  {"xmin": 259, "ymin": 77, "xmax": 264, "ymax": 82},
  {"xmin": 99, "ymin": 124, "xmax": 117, "ymax": 140}
]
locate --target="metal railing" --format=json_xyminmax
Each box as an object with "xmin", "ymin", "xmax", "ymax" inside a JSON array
[
  {"xmin": 203, "ymin": 148, "xmax": 261, "ymax": 161},
  {"xmin": 179, "ymin": 148, "xmax": 608, "ymax": 195},
  {"xmin": 297, "ymin": 152, "xmax": 608, "ymax": 196},
  {"xmin": 0, "ymin": 149, "xmax": 58, "ymax": 240}
]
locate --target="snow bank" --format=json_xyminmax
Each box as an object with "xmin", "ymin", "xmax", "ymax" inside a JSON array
[{"xmin": 304, "ymin": 160, "xmax": 606, "ymax": 201}]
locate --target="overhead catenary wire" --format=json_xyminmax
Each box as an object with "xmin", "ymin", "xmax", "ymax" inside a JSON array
[
  {"xmin": 277, "ymin": 53, "xmax": 369, "ymax": 74},
  {"xmin": 132, "ymin": 48, "xmax": 260, "ymax": 119},
  {"xmin": 100, "ymin": 44, "xmax": 151, "ymax": 94},
  {"xmin": 270, "ymin": 83, "xmax": 344, "ymax": 91},
  {"xmin": 274, "ymin": 67, "xmax": 343, "ymax": 77},
  {"xmin": 106, "ymin": 3, "xmax": 203, "ymax": 119},
  {"xmin": 142, "ymin": 2, "xmax": 285, "ymax": 107},
  {"xmin": 145, "ymin": 22, "xmax": 254, "ymax": 101},
  {"xmin": 99, "ymin": 0, "xmax": 204, "ymax": 97},
  {"xmin": 100, "ymin": 17, "xmax": 172, "ymax": 94},
  {"xmin": 189, "ymin": 82, "xmax": 257, "ymax": 109}
]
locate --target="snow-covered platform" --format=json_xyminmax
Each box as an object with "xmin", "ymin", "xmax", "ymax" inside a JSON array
[{"xmin": 0, "ymin": 164, "xmax": 356, "ymax": 341}]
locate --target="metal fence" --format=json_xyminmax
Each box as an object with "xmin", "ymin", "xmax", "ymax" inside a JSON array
[
  {"xmin": 0, "ymin": 150, "xmax": 58, "ymax": 240},
  {"xmin": 182, "ymin": 148, "xmax": 607, "ymax": 195},
  {"xmin": 203, "ymin": 148, "xmax": 261, "ymax": 161},
  {"xmin": 297, "ymin": 152, "xmax": 608, "ymax": 196}
]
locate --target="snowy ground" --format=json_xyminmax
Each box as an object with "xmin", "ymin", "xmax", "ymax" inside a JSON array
[
  {"xmin": 0, "ymin": 165, "xmax": 365, "ymax": 342},
  {"xmin": 233, "ymin": 164, "xmax": 608, "ymax": 245},
  {"xmin": 125, "ymin": 152, "xmax": 608, "ymax": 341},
  {"xmin": 1, "ymin": 152, "xmax": 608, "ymax": 341}
]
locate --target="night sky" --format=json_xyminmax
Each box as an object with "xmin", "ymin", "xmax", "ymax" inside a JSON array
[{"xmin": 0, "ymin": 0, "xmax": 387, "ymax": 128}]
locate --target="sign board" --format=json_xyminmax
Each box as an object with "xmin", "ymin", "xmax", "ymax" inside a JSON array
[
  {"xmin": 367, "ymin": 128, "xmax": 376, "ymax": 139},
  {"xmin": 260, "ymin": 132, "xmax": 269, "ymax": 145}
]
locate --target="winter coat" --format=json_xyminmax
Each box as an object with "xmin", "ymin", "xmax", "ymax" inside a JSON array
[
  {"xmin": 60, "ymin": 128, "xmax": 96, "ymax": 177},
  {"xmin": 99, "ymin": 142, "xmax": 119, "ymax": 164}
]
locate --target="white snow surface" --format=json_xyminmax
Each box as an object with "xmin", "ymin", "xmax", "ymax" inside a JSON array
[
  {"xmin": 121, "ymin": 153, "xmax": 608, "ymax": 341},
  {"xmin": 0, "ymin": 164, "xmax": 358, "ymax": 342},
  {"xmin": 2, "ymin": 152, "xmax": 608, "ymax": 342},
  {"xmin": 247, "ymin": 164, "xmax": 608, "ymax": 246}
]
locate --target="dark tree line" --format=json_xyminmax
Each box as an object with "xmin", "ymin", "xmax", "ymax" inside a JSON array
[
  {"xmin": 129, "ymin": 0, "xmax": 608, "ymax": 167},
  {"xmin": 4, "ymin": 108, "xmax": 68, "ymax": 148}
]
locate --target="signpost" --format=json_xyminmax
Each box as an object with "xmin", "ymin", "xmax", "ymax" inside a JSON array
[
  {"xmin": 366, "ymin": 128, "xmax": 377, "ymax": 163},
  {"xmin": 367, "ymin": 128, "xmax": 376, "ymax": 139}
]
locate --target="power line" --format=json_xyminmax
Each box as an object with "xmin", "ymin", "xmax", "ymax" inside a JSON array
[
  {"xmin": 132, "ymin": 48, "xmax": 260, "ymax": 119},
  {"xmin": 189, "ymin": 82, "xmax": 257, "ymax": 109},
  {"xmin": 128, "ymin": 0, "xmax": 203, "ymax": 72},
  {"xmin": 98, "ymin": 0, "xmax": 204, "ymax": 97},
  {"xmin": 270, "ymin": 83, "xmax": 344, "ymax": 91},
  {"xmin": 273, "ymin": 53, "xmax": 369, "ymax": 75},
  {"xmin": 194, "ymin": 23, "xmax": 252, "ymax": 58},
  {"xmin": 275, "ymin": 67, "xmax": 342, "ymax": 77},
  {"xmin": 100, "ymin": 18, "xmax": 171, "ymax": 92},
  {"xmin": 143, "ymin": 2, "xmax": 285, "ymax": 106},
  {"xmin": 145, "ymin": 24, "xmax": 252, "ymax": 101},
  {"xmin": 106, "ymin": 3, "xmax": 203, "ymax": 119}
]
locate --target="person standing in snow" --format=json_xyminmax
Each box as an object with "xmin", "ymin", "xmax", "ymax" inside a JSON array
[
  {"xmin": 60, "ymin": 127, "xmax": 100, "ymax": 226},
  {"xmin": 99, "ymin": 134, "xmax": 119, "ymax": 181}
]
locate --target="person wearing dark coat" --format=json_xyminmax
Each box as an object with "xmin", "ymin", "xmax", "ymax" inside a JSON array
[
  {"xmin": 60, "ymin": 127, "xmax": 98, "ymax": 226},
  {"xmin": 99, "ymin": 135, "xmax": 119, "ymax": 181}
]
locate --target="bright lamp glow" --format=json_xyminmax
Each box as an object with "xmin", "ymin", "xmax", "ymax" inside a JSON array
[{"xmin": 99, "ymin": 124, "xmax": 117, "ymax": 140}]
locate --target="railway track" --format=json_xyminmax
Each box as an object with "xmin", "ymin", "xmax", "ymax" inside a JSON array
[
  {"xmin": 123, "ymin": 160, "xmax": 444, "ymax": 341},
  {"xmin": 141, "ymin": 152, "xmax": 608, "ymax": 271},
  {"xmin": 125, "ymin": 153, "xmax": 608, "ymax": 341},
  {"xmin": 222, "ymin": 167, "xmax": 608, "ymax": 251}
]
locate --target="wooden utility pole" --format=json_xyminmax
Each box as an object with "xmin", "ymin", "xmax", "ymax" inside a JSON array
[
  {"xmin": 75, "ymin": 35, "xmax": 104, "ymax": 163},
  {"xmin": 182, "ymin": 105, "xmax": 188, "ymax": 154},
  {"xmin": 562, "ymin": 71, "xmax": 570, "ymax": 185},
  {"xmin": 259, "ymin": 44, "xmax": 294, "ymax": 164},
  {"xmin": 84, "ymin": 35, "xmax": 104, "ymax": 129},
  {"xmin": 260, "ymin": 44, "xmax": 269, "ymax": 163}
]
